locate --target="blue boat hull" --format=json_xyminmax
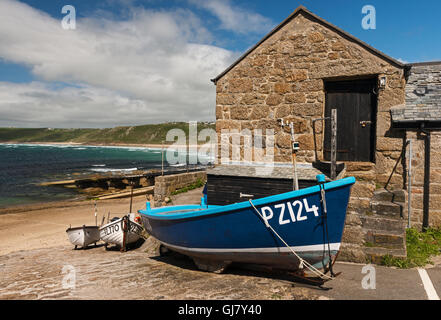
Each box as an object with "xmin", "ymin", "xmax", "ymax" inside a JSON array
[{"xmin": 139, "ymin": 177, "xmax": 355, "ymax": 272}]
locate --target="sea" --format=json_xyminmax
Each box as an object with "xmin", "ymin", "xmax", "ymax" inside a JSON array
[{"xmin": 0, "ymin": 143, "xmax": 211, "ymax": 208}]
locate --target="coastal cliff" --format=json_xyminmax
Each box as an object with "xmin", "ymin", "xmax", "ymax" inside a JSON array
[{"xmin": 0, "ymin": 122, "xmax": 215, "ymax": 145}]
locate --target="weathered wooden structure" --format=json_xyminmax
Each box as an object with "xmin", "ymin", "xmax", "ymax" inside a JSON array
[{"xmin": 206, "ymin": 164, "xmax": 333, "ymax": 205}]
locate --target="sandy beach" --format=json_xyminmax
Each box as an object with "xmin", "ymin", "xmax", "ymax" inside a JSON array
[
  {"xmin": 0, "ymin": 188, "xmax": 203, "ymax": 256},
  {"xmin": 0, "ymin": 195, "xmax": 146, "ymax": 256},
  {"xmin": 0, "ymin": 188, "xmax": 323, "ymax": 300}
]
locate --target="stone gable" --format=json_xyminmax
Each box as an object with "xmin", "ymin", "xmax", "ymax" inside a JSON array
[{"xmin": 215, "ymin": 11, "xmax": 406, "ymax": 188}]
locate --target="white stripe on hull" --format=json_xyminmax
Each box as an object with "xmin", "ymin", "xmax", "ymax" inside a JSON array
[{"xmin": 160, "ymin": 242, "xmax": 341, "ymax": 254}]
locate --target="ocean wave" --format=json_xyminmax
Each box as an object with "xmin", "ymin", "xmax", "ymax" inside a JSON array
[{"xmin": 90, "ymin": 167, "xmax": 138, "ymax": 173}]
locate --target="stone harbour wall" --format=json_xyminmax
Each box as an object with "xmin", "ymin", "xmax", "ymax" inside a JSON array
[{"xmin": 154, "ymin": 171, "xmax": 207, "ymax": 204}]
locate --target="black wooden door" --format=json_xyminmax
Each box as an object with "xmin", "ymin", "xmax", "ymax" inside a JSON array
[{"xmin": 324, "ymin": 79, "xmax": 377, "ymax": 162}]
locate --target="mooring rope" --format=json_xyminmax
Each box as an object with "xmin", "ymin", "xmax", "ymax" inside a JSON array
[
  {"xmin": 248, "ymin": 199, "xmax": 334, "ymax": 281},
  {"xmin": 319, "ymin": 183, "xmax": 335, "ymax": 277}
]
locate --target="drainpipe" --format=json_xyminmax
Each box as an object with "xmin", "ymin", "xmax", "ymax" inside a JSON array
[
  {"xmin": 421, "ymin": 125, "xmax": 431, "ymax": 231},
  {"xmin": 407, "ymin": 139, "xmax": 412, "ymax": 229}
]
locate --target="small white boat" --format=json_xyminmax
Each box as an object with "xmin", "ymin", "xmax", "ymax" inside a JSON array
[
  {"xmin": 66, "ymin": 225, "xmax": 100, "ymax": 249},
  {"xmin": 99, "ymin": 214, "xmax": 144, "ymax": 251}
]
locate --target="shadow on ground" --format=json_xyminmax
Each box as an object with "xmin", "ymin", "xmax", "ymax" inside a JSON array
[{"xmin": 149, "ymin": 248, "xmax": 333, "ymax": 291}]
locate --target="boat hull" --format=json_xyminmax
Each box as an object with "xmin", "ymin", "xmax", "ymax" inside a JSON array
[
  {"xmin": 66, "ymin": 226, "xmax": 100, "ymax": 248},
  {"xmin": 139, "ymin": 177, "xmax": 355, "ymax": 272},
  {"xmin": 99, "ymin": 217, "xmax": 143, "ymax": 247}
]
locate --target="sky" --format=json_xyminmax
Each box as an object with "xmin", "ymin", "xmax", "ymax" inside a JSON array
[{"xmin": 0, "ymin": 0, "xmax": 440, "ymax": 128}]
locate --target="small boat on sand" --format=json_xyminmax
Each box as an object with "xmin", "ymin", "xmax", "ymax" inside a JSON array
[
  {"xmin": 138, "ymin": 175, "xmax": 355, "ymax": 282},
  {"xmin": 66, "ymin": 225, "xmax": 100, "ymax": 249},
  {"xmin": 99, "ymin": 213, "xmax": 144, "ymax": 251}
]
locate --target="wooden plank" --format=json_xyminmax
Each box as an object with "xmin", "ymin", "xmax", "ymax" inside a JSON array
[
  {"xmin": 40, "ymin": 180, "xmax": 76, "ymax": 186},
  {"xmin": 207, "ymin": 175, "xmax": 316, "ymax": 206},
  {"xmin": 97, "ymin": 186, "xmax": 154, "ymax": 200},
  {"xmin": 331, "ymin": 109, "xmax": 337, "ymax": 180},
  {"xmin": 324, "ymin": 78, "xmax": 377, "ymax": 162}
]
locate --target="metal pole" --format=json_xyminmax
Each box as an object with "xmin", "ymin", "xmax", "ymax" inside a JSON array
[
  {"xmin": 407, "ymin": 139, "xmax": 412, "ymax": 229},
  {"xmin": 330, "ymin": 109, "xmax": 337, "ymax": 180},
  {"xmin": 423, "ymin": 130, "xmax": 431, "ymax": 231},
  {"xmin": 312, "ymin": 120, "xmax": 319, "ymax": 163},
  {"xmin": 290, "ymin": 122, "xmax": 299, "ymax": 191}
]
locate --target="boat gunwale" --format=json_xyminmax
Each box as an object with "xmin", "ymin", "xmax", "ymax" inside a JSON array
[
  {"xmin": 66, "ymin": 225, "xmax": 99, "ymax": 233},
  {"xmin": 138, "ymin": 176, "xmax": 356, "ymax": 221},
  {"xmin": 99, "ymin": 217, "xmax": 143, "ymax": 231}
]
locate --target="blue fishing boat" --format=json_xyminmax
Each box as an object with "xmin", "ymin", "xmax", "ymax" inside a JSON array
[{"xmin": 138, "ymin": 175, "xmax": 355, "ymax": 280}]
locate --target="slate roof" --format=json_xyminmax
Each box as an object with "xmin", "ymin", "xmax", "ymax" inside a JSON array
[
  {"xmin": 207, "ymin": 163, "xmax": 330, "ymax": 181},
  {"xmin": 391, "ymin": 105, "xmax": 441, "ymax": 123},
  {"xmin": 391, "ymin": 61, "xmax": 441, "ymax": 128}
]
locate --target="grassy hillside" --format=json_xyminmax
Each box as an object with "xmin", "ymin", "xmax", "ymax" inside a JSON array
[{"xmin": 0, "ymin": 122, "xmax": 216, "ymax": 145}]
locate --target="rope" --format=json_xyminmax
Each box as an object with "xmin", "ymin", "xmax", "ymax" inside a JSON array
[
  {"xmin": 319, "ymin": 184, "xmax": 335, "ymax": 277},
  {"xmin": 248, "ymin": 200, "xmax": 334, "ymax": 281}
]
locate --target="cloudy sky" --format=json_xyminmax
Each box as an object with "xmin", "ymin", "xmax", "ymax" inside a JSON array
[{"xmin": 0, "ymin": 0, "xmax": 440, "ymax": 128}]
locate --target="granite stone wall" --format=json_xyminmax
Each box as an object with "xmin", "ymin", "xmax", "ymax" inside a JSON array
[
  {"xmin": 215, "ymin": 11, "xmax": 407, "ymax": 188},
  {"xmin": 154, "ymin": 171, "xmax": 207, "ymax": 204},
  {"xmin": 405, "ymin": 131, "xmax": 441, "ymax": 228},
  {"xmin": 404, "ymin": 63, "xmax": 441, "ymax": 228},
  {"xmin": 214, "ymin": 10, "xmax": 411, "ymax": 263}
]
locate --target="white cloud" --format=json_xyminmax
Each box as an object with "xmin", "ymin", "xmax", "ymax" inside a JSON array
[
  {"xmin": 0, "ymin": 82, "xmax": 161, "ymax": 128},
  {"xmin": 190, "ymin": 0, "xmax": 274, "ymax": 34},
  {"xmin": 0, "ymin": 0, "xmax": 237, "ymax": 127}
]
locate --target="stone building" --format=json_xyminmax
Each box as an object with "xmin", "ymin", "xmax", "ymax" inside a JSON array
[{"xmin": 209, "ymin": 6, "xmax": 441, "ymax": 263}]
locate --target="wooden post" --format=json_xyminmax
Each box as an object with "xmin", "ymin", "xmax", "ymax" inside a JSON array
[
  {"xmin": 129, "ymin": 184, "xmax": 133, "ymax": 213},
  {"xmin": 161, "ymin": 140, "xmax": 164, "ymax": 176},
  {"xmin": 331, "ymin": 109, "xmax": 337, "ymax": 180},
  {"xmin": 94, "ymin": 201, "xmax": 97, "ymax": 226}
]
